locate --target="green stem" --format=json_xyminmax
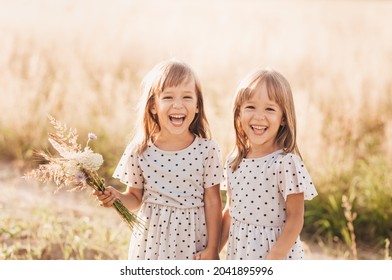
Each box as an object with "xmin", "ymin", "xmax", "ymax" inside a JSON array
[{"xmin": 84, "ymin": 170, "xmax": 142, "ymax": 231}]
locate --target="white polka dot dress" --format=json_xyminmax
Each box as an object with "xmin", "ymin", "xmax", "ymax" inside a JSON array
[
  {"xmin": 113, "ymin": 136, "xmax": 223, "ymax": 260},
  {"xmin": 224, "ymin": 149, "xmax": 317, "ymax": 260}
]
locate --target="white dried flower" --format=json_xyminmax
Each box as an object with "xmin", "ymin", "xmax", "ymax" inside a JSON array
[
  {"xmin": 64, "ymin": 160, "xmax": 80, "ymax": 176},
  {"xmin": 76, "ymin": 150, "xmax": 104, "ymax": 171},
  {"xmin": 24, "ymin": 116, "xmax": 141, "ymax": 231}
]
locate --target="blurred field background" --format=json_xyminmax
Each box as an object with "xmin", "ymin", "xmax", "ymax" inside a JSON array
[{"xmin": 1, "ymin": 0, "xmax": 391, "ymax": 260}]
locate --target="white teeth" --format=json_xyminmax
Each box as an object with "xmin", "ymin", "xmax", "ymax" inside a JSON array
[
  {"xmin": 169, "ymin": 114, "xmax": 185, "ymax": 126},
  {"xmin": 251, "ymin": 125, "xmax": 266, "ymax": 130},
  {"xmin": 170, "ymin": 114, "xmax": 185, "ymax": 118}
]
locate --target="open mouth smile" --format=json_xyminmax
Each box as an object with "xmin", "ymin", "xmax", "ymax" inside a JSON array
[
  {"xmin": 251, "ymin": 125, "xmax": 267, "ymax": 135},
  {"xmin": 169, "ymin": 114, "xmax": 186, "ymax": 126}
]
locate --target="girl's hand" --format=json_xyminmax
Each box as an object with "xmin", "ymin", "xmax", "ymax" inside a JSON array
[
  {"xmin": 265, "ymin": 252, "xmax": 285, "ymax": 260},
  {"xmin": 194, "ymin": 248, "xmax": 220, "ymax": 260},
  {"xmin": 92, "ymin": 186, "xmax": 117, "ymax": 207}
]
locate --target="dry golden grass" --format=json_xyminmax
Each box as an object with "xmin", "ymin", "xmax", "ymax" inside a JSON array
[
  {"xmin": 1, "ymin": 0, "xmax": 391, "ymax": 164},
  {"xmin": 0, "ymin": 164, "xmax": 130, "ymax": 260},
  {"xmin": 1, "ymin": 0, "xmax": 391, "ymax": 259}
]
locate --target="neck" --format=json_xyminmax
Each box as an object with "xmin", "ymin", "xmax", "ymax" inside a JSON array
[
  {"xmin": 153, "ymin": 132, "xmax": 195, "ymax": 151},
  {"xmin": 246, "ymin": 143, "xmax": 281, "ymax": 159}
]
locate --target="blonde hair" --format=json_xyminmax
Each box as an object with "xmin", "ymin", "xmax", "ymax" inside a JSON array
[
  {"xmin": 132, "ymin": 59, "xmax": 210, "ymax": 155},
  {"xmin": 231, "ymin": 68, "xmax": 301, "ymax": 171}
]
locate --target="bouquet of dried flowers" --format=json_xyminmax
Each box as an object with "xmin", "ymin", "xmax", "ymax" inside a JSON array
[{"xmin": 24, "ymin": 116, "xmax": 142, "ymax": 231}]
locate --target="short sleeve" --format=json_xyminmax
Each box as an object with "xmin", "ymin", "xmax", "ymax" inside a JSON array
[
  {"xmin": 203, "ymin": 140, "xmax": 224, "ymax": 189},
  {"xmin": 112, "ymin": 144, "xmax": 144, "ymax": 189},
  {"xmin": 277, "ymin": 154, "xmax": 317, "ymax": 201}
]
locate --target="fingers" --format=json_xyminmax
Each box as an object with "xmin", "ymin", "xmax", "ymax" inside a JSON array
[
  {"xmin": 93, "ymin": 187, "xmax": 117, "ymax": 207},
  {"xmin": 101, "ymin": 191, "xmax": 116, "ymax": 207},
  {"xmin": 194, "ymin": 252, "xmax": 202, "ymax": 260},
  {"xmin": 194, "ymin": 250, "xmax": 219, "ymax": 260},
  {"xmin": 92, "ymin": 188, "xmax": 110, "ymax": 196}
]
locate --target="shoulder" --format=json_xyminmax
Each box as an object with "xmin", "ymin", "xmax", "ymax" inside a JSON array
[
  {"xmin": 195, "ymin": 136, "xmax": 221, "ymax": 151},
  {"xmin": 121, "ymin": 142, "xmax": 147, "ymax": 163},
  {"xmin": 225, "ymin": 150, "xmax": 237, "ymax": 166},
  {"xmin": 275, "ymin": 151, "xmax": 308, "ymax": 171},
  {"xmin": 222, "ymin": 150, "xmax": 240, "ymax": 175},
  {"xmin": 126, "ymin": 142, "xmax": 140, "ymax": 156},
  {"xmin": 276, "ymin": 152, "xmax": 302, "ymax": 163}
]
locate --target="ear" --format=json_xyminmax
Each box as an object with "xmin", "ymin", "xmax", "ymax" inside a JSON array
[
  {"xmin": 280, "ymin": 117, "xmax": 286, "ymax": 126},
  {"xmin": 150, "ymin": 103, "xmax": 157, "ymax": 115}
]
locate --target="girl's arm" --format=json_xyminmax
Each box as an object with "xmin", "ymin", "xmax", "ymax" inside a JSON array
[
  {"xmin": 219, "ymin": 190, "xmax": 232, "ymax": 253},
  {"xmin": 195, "ymin": 184, "xmax": 222, "ymax": 260},
  {"xmin": 266, "ymin": 192, "xmax": 304, "ymax": 260},
  {"xmin": 93, "ymin": 186, "xmax": 143, "ymax": 212}
]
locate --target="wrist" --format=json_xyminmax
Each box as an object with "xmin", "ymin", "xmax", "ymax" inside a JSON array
[
  {"xmin": 205, "ymin": 245, "xmax": 219, "ymax": 252},
  {"xmin": 267, "ymin": 248, "xmax": 286, "ymax": 260}
]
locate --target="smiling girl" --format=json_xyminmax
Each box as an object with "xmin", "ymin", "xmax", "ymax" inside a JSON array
[
  {"xmin": 94, "ymin": 59, "xmax": 223, "ymax": 260},
  {"xmin": 220, "ymin": 68, "xmax": 317, "ymax": 260}
]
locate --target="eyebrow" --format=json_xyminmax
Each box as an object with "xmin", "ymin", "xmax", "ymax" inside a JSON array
[
  {"xmin": 243, "ymin": 100, "xmax": 279, "ymax": 107},
  {"xmin": 266, "ymin": 102, "xmax": 279, "ymax": 107},
  {"xmin": 161, "ymin": 89, "xmax": 195, "ymax": 94}
]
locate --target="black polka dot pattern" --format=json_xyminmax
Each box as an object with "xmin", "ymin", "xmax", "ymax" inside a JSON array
[
  {"xmin": 224, "ymin": 149, "xmax": 317, "ymax": 260},
  {"xmin": 113, "ymin": 136, "xmax": 223, "ymax": 259},
  {"xmin": 128, "ymin": 203, "xmax": 207, "ymax": 260}
]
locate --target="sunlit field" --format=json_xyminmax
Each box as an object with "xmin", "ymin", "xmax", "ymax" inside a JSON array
[{"xmin": 1, "ymin": 0, "xmax": 391, "ymax": 259}]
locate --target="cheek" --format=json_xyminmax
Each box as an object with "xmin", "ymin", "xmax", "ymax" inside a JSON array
[
  {"xmin": 152, "ymin": 101, "xmax": 169, "ymax": 113},
  {"xmin": 187, "ymin": 100, "xmax": 199, "ymax": 110},
  {"xmin": 239, "ymin": 111, "xmax": 250, "ymax": 122}
]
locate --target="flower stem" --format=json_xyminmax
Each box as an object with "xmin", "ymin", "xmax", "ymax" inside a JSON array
[{"xmin": 84, "ymin": 169, "xmax": 142, "ymax": 231}]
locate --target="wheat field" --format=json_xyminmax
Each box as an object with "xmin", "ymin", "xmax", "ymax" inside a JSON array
[
  {"xmin": 1, "ymin": 0, "xmax": 391, "ymax": 259},
  {"xmin": 1, "ymin": 0, "xmax": 391, "ymax": 165}
]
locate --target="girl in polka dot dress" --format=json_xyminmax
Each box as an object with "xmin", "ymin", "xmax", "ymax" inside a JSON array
[
  {"xmin": 94, "ymin": 60, "xmax": 222, "ymax": 260},
  {"xmin": 220, "ymin": 68, "xmax": 317, "ymax": 260}
]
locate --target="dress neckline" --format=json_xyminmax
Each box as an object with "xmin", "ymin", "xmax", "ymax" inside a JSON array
[
  {"xmin": 242, "ymin": 149, "xmax": 284, "ymax": 162},
  {"xmin": 148, "ymin": 135, "xmax": 199, "ymax": 154}
]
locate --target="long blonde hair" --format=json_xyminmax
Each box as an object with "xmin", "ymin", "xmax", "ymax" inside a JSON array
[
  {"xmin": 132, "ymin": 59, "xmax": 210, "ymax": 155},
  {"xmin": 231, "ymin": 68, "xmax": 301, "ymax": 171}
]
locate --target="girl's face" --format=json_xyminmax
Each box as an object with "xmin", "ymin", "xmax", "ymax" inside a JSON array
[
  {"xmin": 239, "ymin": 82, "xmax": 285, "ymax": 157},
  {"xmin": 151, "ymin": 77, "xmax": 199, "ymax": 139}
]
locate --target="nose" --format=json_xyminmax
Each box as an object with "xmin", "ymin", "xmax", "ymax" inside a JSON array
[
  {"xmin": 254, "ymin": 111, "xmax": 265, "ymax": 120},
  {"xmin": 172, "ymin": 98, "xmax": 184, "ymax": 108}
]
